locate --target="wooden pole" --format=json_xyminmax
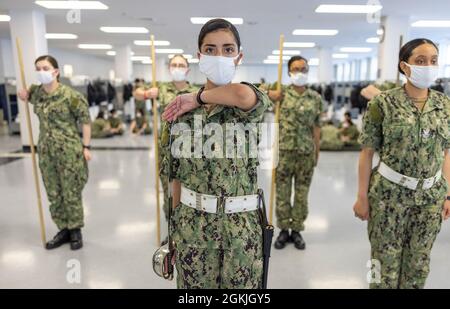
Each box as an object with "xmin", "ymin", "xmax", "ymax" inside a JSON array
[
  {"xmin": 268, "ymin": 34, "xmax": 284, "ymax": 225},
  {"xmin": 150, "ymin": 34, "xmax": 161, "ymax": 245},
  {"xmin": 15, "ymin": 37, "xmax": 47, "ymax": 247}
]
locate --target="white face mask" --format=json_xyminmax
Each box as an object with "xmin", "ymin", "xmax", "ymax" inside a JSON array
[
  {"xmin": 199, "ymin": 54, "xmax": 239, "ymax": 86},
  {"xmin": 403, "ymin": 63, "xmax": 439, "ymax": 89},
  {"xmin": 36, "ymin": 70, "xmax": 55, "ymax": 85},
  {"xmin": 170, "ymin": 68, "xmax": 188, "ymax": 82},
  {"xmin": 290, "ymin": 72, "xmax": 308, "ymax": 87}
]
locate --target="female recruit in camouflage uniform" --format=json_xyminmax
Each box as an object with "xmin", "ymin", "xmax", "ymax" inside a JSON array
[
  {"xmin": 134, "ymin": 55, "xmax": 199, "ymax": 223},
  {"xmin": 22, "ymin": 55, "xmax": 91, "ymax": 251},
  {"xmin": 162, "ymin": 19, "xmax": 272, "ymax": 289},
  {"xmin": 355, "ymin": 39, "xmax": 450, "ymax": 289}
]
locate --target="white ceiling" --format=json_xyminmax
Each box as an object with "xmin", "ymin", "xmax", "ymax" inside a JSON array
[{"xmin": 1, "ymin": 0, "xmax": 450, "ymax": 64}]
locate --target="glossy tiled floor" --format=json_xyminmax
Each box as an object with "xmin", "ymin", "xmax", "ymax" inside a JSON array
[{"xmin": 0, "ymin": 129, "xmax": 449, "ymax": 289}]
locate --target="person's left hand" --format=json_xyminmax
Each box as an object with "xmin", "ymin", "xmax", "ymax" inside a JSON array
[
  {"xmin": 83, "ymin": 148, "xmax": 92, "ymax": 161},
  {"xmin": 443, "ymin": 198, "xmax": 450, "ymax": 221},
  {"xmin": 162, "ymin": 93, "xmax": 200, "ymax": 122}
]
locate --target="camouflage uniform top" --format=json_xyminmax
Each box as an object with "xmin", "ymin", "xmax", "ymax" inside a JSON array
[
  {"xmin": 376, "ymin": 81, "xmax": 398, "ymax": 92},
  {"xmin": 92, "ymin": 118, "xmax": 108, "ymax": 135},
  {"xmin": 359, "ymin": 86, "xmax": 450, "ymax": 205},
  {"xmin": 170, "ymin": 83, "xmax": 272, "ymax": 249},
  {"xmin": 278, "ymin": 85, "xmax": 323, "ymax": 152},
  {"xmin": 29, "ymin": 84, "xmax": 90, "ymax": 146},
  {"xmin": 158, "ymin": 82, "xmax": 199, "ymax": 112},
  {"xmin": 108, "ymin": 117, "xmax": 122, "ymax": 129},
  {"xmin": 135, "ymin": 115, "xmax": 149, "ymax": 129}
]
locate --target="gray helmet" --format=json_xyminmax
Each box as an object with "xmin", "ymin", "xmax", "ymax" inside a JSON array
[{"xmin": 152, "ymin": 243, "xmax": 174, "ymax": 280}]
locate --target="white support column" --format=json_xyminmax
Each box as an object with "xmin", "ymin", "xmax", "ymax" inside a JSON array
[
  {"xmin": 377, "ymin": 15, "xmax": 410, "ymax": 82},
  {"xmin": 9, "ymin": 10, "xmax": 48, "ymax": 148},
  {"xmin": 115, "ymin": 45, "xmax": 132, "ymax": 83},
  {"xmin": 318, "ymin": 48, "xmax": 333, "ymax": 83}
]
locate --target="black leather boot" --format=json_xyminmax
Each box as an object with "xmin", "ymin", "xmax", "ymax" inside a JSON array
[
  {"xmin": 274, "ymin": 230, "xmax": 290, "ymax": 249},
  {"xmin": 46, "ymin": 229, "xmax": 70, "ymax": 250},
  {"xmin": 291, "ymin": 231, "xmax": 306, "ymax": 250},
  {"xmin": 69, "ymin": 228, "xmax": 83, "ymax": 250}
]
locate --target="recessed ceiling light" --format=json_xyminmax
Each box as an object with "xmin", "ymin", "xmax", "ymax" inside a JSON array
[
  {"xmin": 155, "ymin": 49, "xmax": 184, "ymax": 54},
  {"xmin": 332, "ymin": 53, "xmax": 349, "ymax": 59},
  {"xmin": 315, "ymin": 5, "xmax": 382, "ymax": 14},
  {"xmin": 309, "ymin": 58, "xmax": 320, "ymax": 66},
  {"xmin": 35, "ymin": 1, "xmax": 108, "ymax": 9},
  {"xmin": 293, "ymin": 29, "xmax": 339, "ymax": 36},
  {"xmin": 141, "ymin": 59, "xmax": 153, "ymax": 64},
  {"xmin": 412, "ymin": 20, "xmax": 450, "ymax": 27},
  {"xmin": 283, "ymin": 42, "xmax": 316, "ymax": 48},
  {"xmin": 263, "ymin": 59, "xmax": 285, "ymax": 64},
  {"xmin": 188, "ymin": 59, "xmax": 199, "ymax": 64},
  {"xmin": 131, "ymin": 56, "xmax": 151, "ymax": 62},
  {"xmin": 100, "ymin": 27, "xmax": 149, "ymax": 33},
  {"xmin": 168, "ymin": 54, "xmax": 193, "ymax": 59},
  {"xmin": 0, "ymin": 15, "xmax": 11, "ymax": 22},
  {"xmin": 190, "ymin": 17, "xmax": 243, "ymax": 25},
  {"xmin": 376, "ymin": 28, "xmax": 384, "ymax": 36},
  {"xmin": 267, "ymin": 55, "xmax": 291, "ymax": 61},
  {"xmin": 133, "ymin": 40, "xmax": 170, "ymax": 46},
  {"xmin": 340, "ymin": 47, "xmax": 372, "ymax": 53},
  {"xmin": 366, "ymin": 37, "xmax": 380, "ymax": 44},
  {"xmin": 106, "ymin": 51, "xmax": 116, "ymax": 56},
  {"xmin": 272, "ymin": 50, "xmax": 301, "ymax": 55},
  {"xmin": 45, "ymin": 33, "xmax": 78, "ymax": 39},
  {"xmin": 78, "ymin": 44, "xmax": 112, "ymax": 50}
]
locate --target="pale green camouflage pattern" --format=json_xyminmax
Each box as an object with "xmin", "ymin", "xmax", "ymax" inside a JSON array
[
  {"xmin": 133, "ymin": 115, "xmax": 152, "ymax": 134},
  {"xmin": 168, "ymin": 82, "xmax": 271, "ymax": 288},
  {"xmin": 91, "ymin": 118, "xmax": 110, "ymax": 138},
  {"xmin": 360, "ymin": 86, "xmax": 450, "ymax": 289},
  {"xmin": 276, "ymin": 151, "xmax": 315, "ymax": 231},
  {"xmin": 158, "ymin": 82, "xmax": 199, "ymax": 220},
  {"xmin": 278, "ymin": 85, "xmax": 323, "ymax": 152},
  {"xmin": 320, "ymin": 125, "xmax": 345, "ymax": 151},
  {"xmin": 108, "ymin": 117, "xmax": 124, "ymax": 135},
  {"xmin": 272, "ymin": 85, "xmax": 322, "ymax": 231},
  {"xmin": 29, "ymin": 84, "xmax": 90, "ymax": 230}
]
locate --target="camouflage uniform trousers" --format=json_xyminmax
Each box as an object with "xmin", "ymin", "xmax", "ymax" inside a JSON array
[
  {"xmin": 368, "ymin": 174, "xmax": 444, "ymax": 289},
  {"xmin": 158, "ymin": 142, "xmax": 170, "ymax": 221},
  {"xmin": 172, "ymin": 206, "xmax": 263, "ymax": 289},
  {"xmin": 276, "ymin": 150, "xmax": 315, "ymax": 232},
  {"xmin": 38, "ymin": 141, "xmax": 88, "ymax": 230}
]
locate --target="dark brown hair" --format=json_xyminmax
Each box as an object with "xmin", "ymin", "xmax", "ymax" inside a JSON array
[
  {"xmin": 35, "ymin": 55, "xmax": 60, "ymax": 81},
  {"xmin": 198, "ymin": 18, "xmax": 241, "ymax": 51},
  {"xmin": 398, "ymin": 38, "xmax": 439, "ymax": 75}
]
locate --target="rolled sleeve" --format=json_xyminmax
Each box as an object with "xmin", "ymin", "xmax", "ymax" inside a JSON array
[
  {"xmin": 358, "ymin": 97, "xmax": 383, "ymax": 150},
  {"xmin": 232, "ymin": 82, "xmax": 272, "ymax": 123}
]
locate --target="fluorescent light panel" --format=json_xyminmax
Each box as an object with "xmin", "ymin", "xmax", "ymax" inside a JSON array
[
  {"xmin": 133, "ymin": 40, "xmax": 170, "ymax": 46},
  {"xmin": 284, "ymin": 42, "xmax": 316, "ymax": 48},
  {"xmin": 340, "ymin": 47, "xmax": 372, "ymax": 53},
  {"xmin": 293, "ymin": 29, "xmax": 339, "ymax": 36},
  {"xmin": 263, "ymin": 59, "xmax": 286, "ymax": 64},
  {"xmin": 188, "ymin": 59, "xmax": 199, "ymax": 64},
  {"xmin": 190, "ymin": 17, "xmax": 243, "ymax": 25},
  {"xmin": 0, "ymin": 15, "xmax": 11, "ymax": 22},
  {"xmin": 35, "ymin": 1, "xmax": 108, "ymax": 9},
  {"xmin": 45, "ymin": 33, "xmax": 78, "ymax": 39},
  {"xmin": 412, "ymin": 20, "xmax": 450, "ymax": 27},
  {"xmin": 332, "ymin": 53, "xmax": 349, "ymax": 59},
  {"xmin": 272, "ymin": 50, "xmax": 301, "ymax": 55},
  {"xmin": 100, "ymin": 27, "xmax": 148, "ymax": 33},
  {"xmin": 78, "ymin": 44, "xmax": 112, "ymax": 50},
  {"xmin": 155, "ymin": 49, "xmax": 184, "ymax": 54},
  {"xmin": 132, "ymin": 56, "xmax": 150, "ymax": 61},
  {"xmin": 366, "ymin": 37, "xmax": 380, "ymax": 44},
  {"xmin": 315, "ymin": 5, "xmax": 382, "ymax": 14},
  {"xmin": 267, "ymin": 55, "xmax": 291, "ymax": 61}
]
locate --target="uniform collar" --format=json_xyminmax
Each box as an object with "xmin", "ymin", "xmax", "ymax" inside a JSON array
[{"xmin": 400, "ymin": 86, "xmax": 444, "ymax": 114}]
